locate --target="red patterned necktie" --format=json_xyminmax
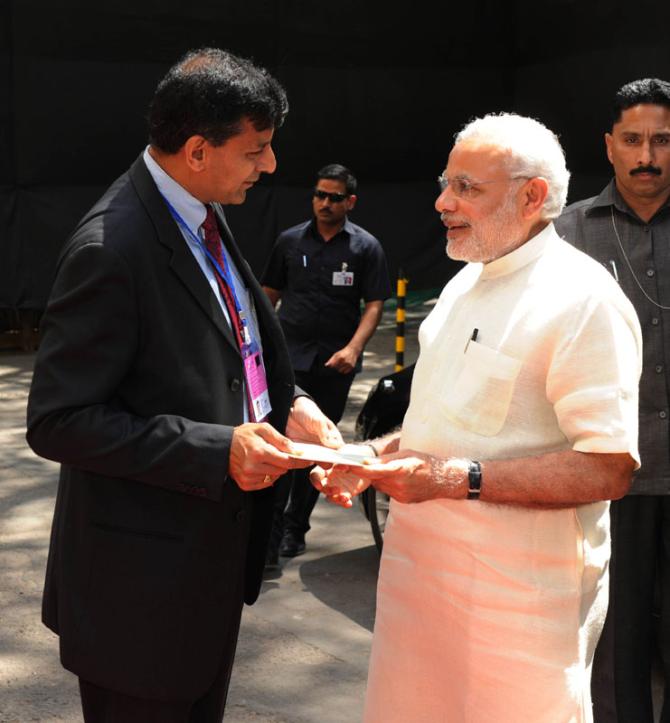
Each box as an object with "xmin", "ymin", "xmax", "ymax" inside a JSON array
[
  {"xmin": 201, "ymin": 205, "xmax": 271, "ymax": 423},
  {"xmin": 201, "ymin": 205, "xmax": 246, "ymax": 351}
]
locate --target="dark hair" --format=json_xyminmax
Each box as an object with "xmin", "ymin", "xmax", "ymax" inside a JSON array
[
  {"xmin": 148, "ymin": 48, "xmax": 288, "ymax": 153},
  {"xmin": 612, "ymin": 78, "xmax": 670, "ymax": 125},
  {"xmin": 316, "ymin": 164, "xmax": 357, "ymax": 195}
]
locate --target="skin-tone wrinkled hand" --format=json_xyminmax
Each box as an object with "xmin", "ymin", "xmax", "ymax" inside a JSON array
[
  {"xmin": 313, "ymin": 450, "xmax": 469, "ymax": 507},
  {"xmin": 324, "ymin": 345, "xmax": 359, "ymax": 374},
  {"xmin": 357, "ymin": 451, "xmax": 468, "ymax": 503},
  {"xmin": 310, "ymin": 463, "xmax": 371, "ymax": 508},
  {"xmin": 229, "ymin": 423, "xmax": 312, "ymax": 492},
  {"xmin": 285, "ymin": 395, "xmax": 343, "ymax": 448}
]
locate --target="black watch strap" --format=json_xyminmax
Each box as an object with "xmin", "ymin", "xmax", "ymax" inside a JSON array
[{"xmin": 467, "ymin": 460, "xmax": 482, "ymax": 500}]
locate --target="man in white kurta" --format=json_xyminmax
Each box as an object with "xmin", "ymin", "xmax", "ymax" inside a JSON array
[{"xmin": 314, "ymin": 114, "xmax": 642, "ymax": 723}]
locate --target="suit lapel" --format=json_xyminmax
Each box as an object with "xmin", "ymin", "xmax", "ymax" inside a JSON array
[{"xmin": 129, "ymin": 157, "xmax": 239, "ymax": 355}]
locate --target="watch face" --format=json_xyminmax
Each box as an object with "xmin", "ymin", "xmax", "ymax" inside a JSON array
[{"xmin": 467, "ymin": 461, "xmax": 481, "ymax": 499}]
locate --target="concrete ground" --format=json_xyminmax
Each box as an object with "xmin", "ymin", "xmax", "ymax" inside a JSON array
[{"xmin": 0, "ymin": 305, "xmax": 424, "ymax": 723}]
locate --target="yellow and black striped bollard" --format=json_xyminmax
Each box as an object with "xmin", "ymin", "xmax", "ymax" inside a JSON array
[{"xmin": 395, "ymin": 269, "xmax": 407, "ymax": 372}]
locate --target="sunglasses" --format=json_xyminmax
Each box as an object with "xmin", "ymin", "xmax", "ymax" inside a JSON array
[{"xmin": 313, "ymin": 189, "xmax": 349, "ymax": 203}]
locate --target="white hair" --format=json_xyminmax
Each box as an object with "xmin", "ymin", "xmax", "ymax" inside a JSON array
[{"xmin": 455, "ymin": 113, "xmax": 570, "ymax": 220}]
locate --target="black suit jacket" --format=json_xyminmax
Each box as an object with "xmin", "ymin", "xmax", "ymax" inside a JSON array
[{"xmin": 26, "ymin": 155, "xmax": 296, "ymax": 701}]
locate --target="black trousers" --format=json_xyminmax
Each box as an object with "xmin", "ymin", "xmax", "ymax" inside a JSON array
[
  {"xmin": 270, "ymin": 366, "xmax": 355, "ymax": 546},
  {"xmin": 78, "ymin": 598, "xmax": 244, "ymax": 723},
  {"xmin": 592, "ymin": 495, "xmax": 670, "ymax": 723}
]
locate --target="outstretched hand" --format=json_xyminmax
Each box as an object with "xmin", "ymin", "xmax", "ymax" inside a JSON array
[
  {"xmin": 229, "ymin": 422, "xmax": 311, "ymax": 491},
  {"xmin": 355, "ymin": 451, "xmax": 468, "ymax": 503},
  {"xmin": 311, "ymin": 464, "xmax": 372, "ymax": 508},
  {"xmin": 286, "ymin": 396, "xmax": 343, "ymax": 448},
  {"xmin": 314, "ymin": 450, "xmax": 469, "ymax": 505}
]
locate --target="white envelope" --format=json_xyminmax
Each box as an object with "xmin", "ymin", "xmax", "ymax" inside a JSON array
[{"xmin": 288, "ymin": 442, "xmax": 371, "ymax": 467}]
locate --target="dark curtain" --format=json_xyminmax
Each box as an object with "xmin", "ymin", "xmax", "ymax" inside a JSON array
[{"xmin": 1, "ymin": 0, "xmax": 669, "ymax": 322}]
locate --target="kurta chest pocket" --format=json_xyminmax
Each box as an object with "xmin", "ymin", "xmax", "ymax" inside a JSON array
[{"xmin": 440, "ymin": 340, "xmax": 522, "ymax": 436}]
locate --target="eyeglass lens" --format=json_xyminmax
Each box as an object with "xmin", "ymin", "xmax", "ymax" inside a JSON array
[{"xmin": 313, "ymin": 190, "xmax": 347, "ymax": 203}]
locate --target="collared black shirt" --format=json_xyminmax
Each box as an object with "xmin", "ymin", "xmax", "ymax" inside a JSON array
[
  {"xmin": 555, "ymin": 180, "xmax": 670, "ymax": 494},
  {"xmin": 261, "ymin": 218, "xmax": 391, "ymax": 373}
]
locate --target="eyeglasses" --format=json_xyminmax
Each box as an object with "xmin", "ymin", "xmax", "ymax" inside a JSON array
[
  {"xmin": 437, "ymin": 174, "xmax": 530, "ymax": 199},
  {"xmin": 313, "ymin": 189, "xmax": 349, "ymax": 203}
]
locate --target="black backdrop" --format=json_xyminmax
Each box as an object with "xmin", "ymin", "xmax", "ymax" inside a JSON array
[{"xmin": 2, "ymin": 0, "xmax": 670, "ymax": 319}]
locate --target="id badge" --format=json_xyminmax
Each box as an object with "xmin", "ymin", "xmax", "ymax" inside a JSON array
[
  {"xmin": 242, "ymin": 341, "xmax": 272, "ymax": 422},
  {"xmin": 332, "ymin": 271, "xmax": 354, "ymax": 286}
]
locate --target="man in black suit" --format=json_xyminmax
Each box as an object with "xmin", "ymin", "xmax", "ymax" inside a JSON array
[{"xmin": 26, "ymin": 48, "xmax": 341, "ymax": 722}]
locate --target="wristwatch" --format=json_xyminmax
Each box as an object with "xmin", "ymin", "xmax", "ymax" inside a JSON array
[{"xmin": 467, "ymin": 460, "xmax": 482, "ymax": 500}]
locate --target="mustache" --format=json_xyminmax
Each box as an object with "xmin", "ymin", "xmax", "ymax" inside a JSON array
[{"xmin": 630, "ymin": 165, "xmax": 662, "ymax": 176}]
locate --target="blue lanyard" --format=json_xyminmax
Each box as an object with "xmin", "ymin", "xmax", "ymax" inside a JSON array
[{"xmin": 162, "ymin": 196, "xmax": 247, "ymax": 323}]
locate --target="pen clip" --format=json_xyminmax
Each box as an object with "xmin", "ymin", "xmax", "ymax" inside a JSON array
[
  {"xmin": 464, "ymin": 327, "xmax": 479, "ymax": 353},
  {"xmin": 609, "ymin": 259, "xmax": 619, "ymax": 282}
]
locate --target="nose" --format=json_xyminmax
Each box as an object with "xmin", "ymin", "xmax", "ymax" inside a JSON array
[
  {"xmin": 639, "ymin": 139, "xmax": 654, "ymax": 165},
  {"xmin": 259, "ymin": 145, "xmax": 277, "ymax": 174},
  {"xmin": 435, "ymin": 188, "xmax": 457, "ymax": 214}
]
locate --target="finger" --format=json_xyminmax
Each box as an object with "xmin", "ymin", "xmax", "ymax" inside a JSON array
[
  {"xmin": 317, "ymin": 421, "xmax": 344, "ymax": 448},
  {"xmin": 353, "ymin": 459, "xmax": 410, "ymax": 479},
  {"xmin": 285, "ymin": 457, "xmax": 315, "ymax": 470},
  {"xmin": 310, "ymin": 466, "xmax": 328, "ymax": 491},
  {"xmin": 237, "ymin": 451, "xmax": 309, "ymax": 483},
  {"xmin": 327, "ymin": 491, "xmax": 353, "ymax": 508},
  {"xmin": 255, "ymin": 423, "xmax": 295, "ymax": 453}
]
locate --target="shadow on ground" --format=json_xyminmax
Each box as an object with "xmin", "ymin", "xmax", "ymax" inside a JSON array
[{"xmin": 299, "ymin": 544, "xmax": 380, "ymax": 633}]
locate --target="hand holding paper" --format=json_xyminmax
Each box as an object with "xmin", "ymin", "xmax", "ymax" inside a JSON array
[
  {"xmin": 285, "ymin": 396, "xmax": 343, "ymax": 448},
  {"xmin": 308, "ymin": 443, "xmax": 377, "ymax": 507}
]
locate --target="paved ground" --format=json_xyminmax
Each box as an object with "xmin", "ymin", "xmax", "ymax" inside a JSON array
[{"xmin": 0, "ymin": 305, "xmax": 424, "ymax": 723}]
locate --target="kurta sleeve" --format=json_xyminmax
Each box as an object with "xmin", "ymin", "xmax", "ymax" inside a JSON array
[{"xmin": 546, "ymin": 297, "xmax": 642, "ymax": 464}]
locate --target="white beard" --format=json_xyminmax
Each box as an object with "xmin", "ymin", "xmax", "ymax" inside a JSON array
[{"xmin": 446, "ymin": 190, "xmax": 524, "ymax": 264}]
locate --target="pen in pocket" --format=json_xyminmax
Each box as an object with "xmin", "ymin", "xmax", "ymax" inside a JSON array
[
  {"xmin": 464, "ymin": 327, "xmax": 479, "ymax": 353},
  {"xmin": 609, "ymin": 260, "xmax": 619, "ymax": 282}
]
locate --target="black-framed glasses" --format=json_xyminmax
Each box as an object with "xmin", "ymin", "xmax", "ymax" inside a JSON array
[{"xmin": 313, "ymin": 189, "xmax": 349, "ymax": 203}]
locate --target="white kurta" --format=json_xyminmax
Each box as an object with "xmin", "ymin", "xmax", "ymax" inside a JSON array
[{"xmin": 364, "ymin": 224, "xmax": 642, "ymax": 723}]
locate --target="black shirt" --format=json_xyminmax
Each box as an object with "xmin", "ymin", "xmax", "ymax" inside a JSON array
[{"xmin": 261, "ymin": 218, "xmax": 391, "ymax": 373}]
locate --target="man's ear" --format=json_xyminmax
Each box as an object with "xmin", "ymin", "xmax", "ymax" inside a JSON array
[
  {"xmin": 521, "ymin": 177, "xmax": 549, "ymax": 219},
  {"xmin": 605, "ymin": 132, "xmax": 614, "ymax": 165},
  {"xmin": 346, "ymin": 194, "xmax": 357, "ymax": 212},
  {"xmin": 183, "ymin": 136, "xmax": 208, "ymax": 171}
]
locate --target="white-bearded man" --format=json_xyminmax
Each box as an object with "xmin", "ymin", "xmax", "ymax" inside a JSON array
[{"xmin": 313, "ymin": 113, "xmax": 643, "ymax": 723}]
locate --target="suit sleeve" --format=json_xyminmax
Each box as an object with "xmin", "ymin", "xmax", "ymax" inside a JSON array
[{"xmin": 26, "ymin": 239, "xmax": 233, "ymax": 501}]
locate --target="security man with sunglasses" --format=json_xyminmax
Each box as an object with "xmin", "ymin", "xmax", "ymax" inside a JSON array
[{"xmin": 261, "ymin": 163, "xmax": 391, "ymax": 560}]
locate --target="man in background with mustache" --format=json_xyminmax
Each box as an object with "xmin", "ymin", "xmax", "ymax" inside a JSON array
[{"xmin": 555, "ymin": 77, "xmax": 670, "ymax": 722}]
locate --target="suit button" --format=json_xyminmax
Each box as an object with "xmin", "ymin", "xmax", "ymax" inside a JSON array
[
  {"xmin": 230, "ymin": 378, "xmax": 241, "ymax": 392},
  {"xmin": 235, "ymin": 510, "xmax": 246, "ymax": 522}
]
